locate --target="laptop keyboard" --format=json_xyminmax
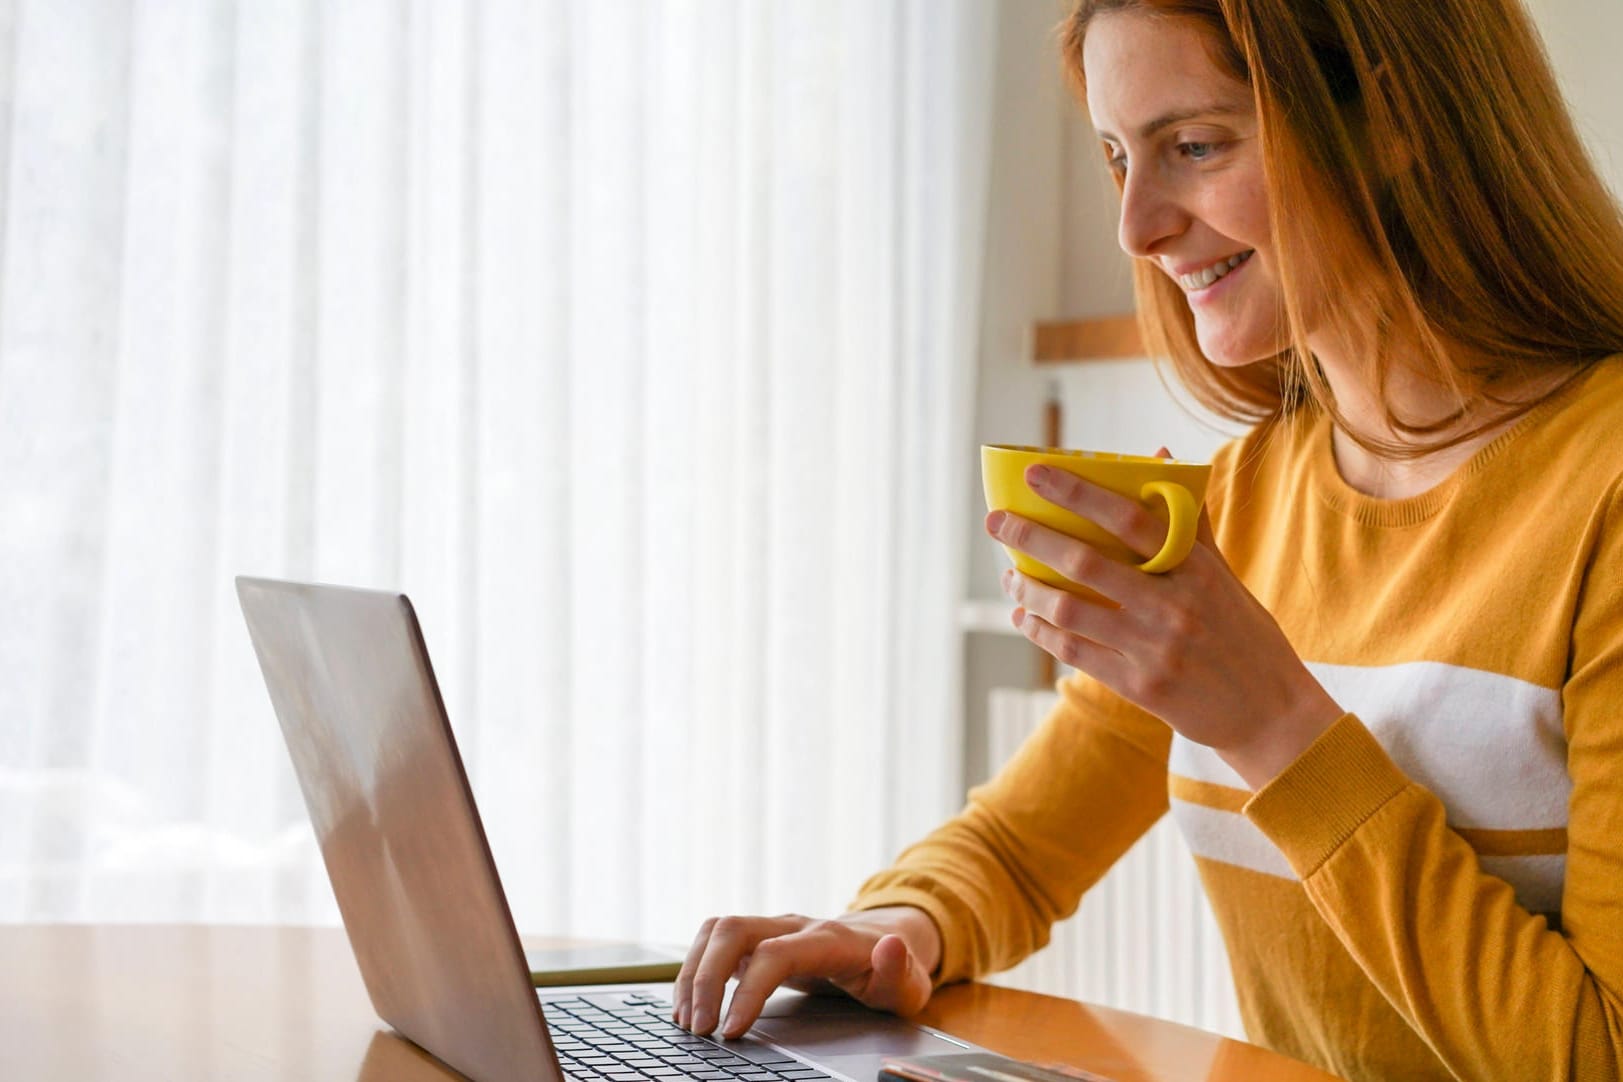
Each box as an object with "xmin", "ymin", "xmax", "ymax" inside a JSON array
[{"xmin": 545, "ymin": 991, "xmax": 836, "ymax": 1081}]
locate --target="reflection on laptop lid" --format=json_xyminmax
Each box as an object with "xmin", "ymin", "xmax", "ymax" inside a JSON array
[{"xmin": 237, "ymin": 577, "xmax": 978, "ymax": 1082}]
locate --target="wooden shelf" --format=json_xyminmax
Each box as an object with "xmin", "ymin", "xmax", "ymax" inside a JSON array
[{"xmin": 1032, "ymin": 314, "xmax": 1143, "ymax": 363}]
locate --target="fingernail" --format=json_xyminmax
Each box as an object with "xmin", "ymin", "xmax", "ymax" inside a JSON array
[
  {"xmin": 691, "ymin": 1010, "xmax": 710, "ymax": 1033},
  {"xmin": 1027, "ymin": 465, "xmax": 1049, "ymax": 486},
  {"xmin": 721, "ymin": 1011, "xmax": 740, "ymax": 1038},
  {"xmin": 986, "ymin": 511, "xmax": 1006, "ymax": 532}
]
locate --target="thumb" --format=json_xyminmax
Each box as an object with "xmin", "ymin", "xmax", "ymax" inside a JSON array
[
  {"xmin": 1157, "ymin": 446, "xmax": 1216, "ymax": 547},
  {"xmin": 858, "ymin": 934, "xmax": 932, "ymax": 1016},
  {"xmin": 1197, "ymin": 504, "xmax": 1216, "ymax": 547}
]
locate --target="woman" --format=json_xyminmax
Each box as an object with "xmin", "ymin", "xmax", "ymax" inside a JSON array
[{"xmin": 674, "ymin": 1, "xmax": 1623, "ymax": 1078}]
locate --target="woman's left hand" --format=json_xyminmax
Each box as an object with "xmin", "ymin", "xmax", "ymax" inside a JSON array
[{"xmin": 988, "ymin": 459, "xmax": 1344, "ymax": 789}]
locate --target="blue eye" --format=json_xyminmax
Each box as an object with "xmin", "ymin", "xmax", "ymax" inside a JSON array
[{"xmin": 1179, "ymin": 141, "xmax": 1220, "ymax": 161}]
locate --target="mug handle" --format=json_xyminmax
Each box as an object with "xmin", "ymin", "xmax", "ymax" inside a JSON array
[{"xmin": 1136, "ymin": 481, "xmax": 1198, "ymax": 574}]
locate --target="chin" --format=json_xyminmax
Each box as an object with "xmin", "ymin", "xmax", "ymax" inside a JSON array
[
  {"xmin": 1193, "ymin": 323, "xmax": 1280, "ymax": 368},
  {"xmin": 1188, "ymin": 306, "xmax": 1285, "ymax": 369}
]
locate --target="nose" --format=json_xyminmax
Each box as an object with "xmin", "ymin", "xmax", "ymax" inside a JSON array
[{"xmin": 1116, "ymin": 167, "xmax": 1185, "ymax": 258}]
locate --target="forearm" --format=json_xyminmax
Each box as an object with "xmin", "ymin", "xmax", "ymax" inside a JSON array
[
  {"xmin": 849, "ymin": 686, "xmax": 1171, "ymax": 984},
  {"xmin": 1249, "ymin": 715, "xmax": 1623, "ymax": 1079}
]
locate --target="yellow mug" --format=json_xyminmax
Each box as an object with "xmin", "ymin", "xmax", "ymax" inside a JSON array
[{"xmin": 981, "ymin": 444, "xmax": 1212, "ymax": 594}]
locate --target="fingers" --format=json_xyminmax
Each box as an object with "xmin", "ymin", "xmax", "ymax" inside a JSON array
[
  {"xmin": 674, "ymin": 916, "xmax": 934, "ymax": 1040},
  {"xmin": 672, "ymin": 917, "xmax": 717, "ymax": 1028},
  {"xmin": 857, "ymin": 934, "xmax": 933, "ymax": 1016},
  {"xmin": 1015, "ymin": 609, "xmax": 1126, "ymax": 685},
  {"xmin": 1002, "ymin": 568, "xmax": 1120, "ymax": 648},
  {"xmin": 718, "ymin": 925, "xmax": 843, "ymax": 1039},
  {"xmin": 724, "ymin": 927, "xmax": 930, "ymax": 1038},
  {"xmin": 673, "ymin": 915, "xmax": 802, "ymax": 1035},
  {"xmin": 986, "ymin": 510, "xmax": 1138, "ymax": 603},
  {"xmin": 1023, "ymin": 464, "xmax": 1174, "ymax": 561},
  {"xmin": 686, "ymin": 916, "xmax": 768, "ymax": 1035}
]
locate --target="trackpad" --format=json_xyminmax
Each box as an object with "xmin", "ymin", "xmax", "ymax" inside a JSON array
[
  {"xmin": 753, "ymin": 1015, "xmax": 964, "ymax": 1055},
  {"xmin": 751, "ymin": 993, "xmax": 971, "ymax": 1056}
]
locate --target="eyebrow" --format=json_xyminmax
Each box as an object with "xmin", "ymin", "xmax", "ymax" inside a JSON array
[{"xmin": 1095, "ymin": 103, "xmax": 1249, "ymax": 143}]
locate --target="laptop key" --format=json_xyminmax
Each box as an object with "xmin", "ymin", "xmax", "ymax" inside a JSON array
[
  {"xmin": 715, "ymin": 1043, "xmax": 805, "ymax": 1066},
  {"xmin": 547, "ymin": 1004, "xmax": 836, "ymax": 1080}
]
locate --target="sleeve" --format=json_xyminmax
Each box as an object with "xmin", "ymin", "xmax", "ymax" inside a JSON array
[
  {"xmin": 847, "ymin": 674, "xmax": 1172, "ymax": 986},
  {"xmin": 1244, "ymin": 481, "xmax": 1623, "ymax": 1081}
]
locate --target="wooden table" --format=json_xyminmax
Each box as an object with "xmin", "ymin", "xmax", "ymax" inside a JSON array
[{"xmin": 0, "ymin": 925, "xmax": 1341, "ymax": 1081}]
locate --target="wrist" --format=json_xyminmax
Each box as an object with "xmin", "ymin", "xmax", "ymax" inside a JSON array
[{"xmin": 1218, "ymin": 686, "xmax": 1345, "ymax": 791}]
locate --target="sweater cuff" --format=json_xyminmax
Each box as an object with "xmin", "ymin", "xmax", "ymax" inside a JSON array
[
  {"xmin": 845, "ymin": 884, "xmax": 967, "ymax": 988},
  {"xmin": 1244, "ymin": 712, "xmax": 1412, "ymax": 878}
]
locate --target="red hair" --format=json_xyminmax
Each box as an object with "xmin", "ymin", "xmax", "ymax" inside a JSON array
[{"xmin": 1061, "ymin": 0, "xmax": 1623, "ymax": 454}]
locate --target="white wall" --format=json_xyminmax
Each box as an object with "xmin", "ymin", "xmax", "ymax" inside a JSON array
[
  {"xmin": 1524, "ymin": 0, "xmax": 1623, "ymax": 200},
  {"xmin": 959, "ymin": 0, "xmax": 1072, "ymax": 788}
]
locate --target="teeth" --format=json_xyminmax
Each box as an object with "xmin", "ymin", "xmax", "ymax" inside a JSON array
[{"xmin": 1177, "ymin": 250, "xmax": 1252, "ymax": 292}]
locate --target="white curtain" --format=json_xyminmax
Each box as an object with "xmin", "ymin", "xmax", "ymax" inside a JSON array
[{"xmin": 0, "ymin": 0, "xmax": 996, "ymax": 946}]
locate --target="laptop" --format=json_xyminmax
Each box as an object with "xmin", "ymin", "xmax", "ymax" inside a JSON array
[{"xmin": 236, "ymin": 576, "xmax": 984, "ymax": 1082}]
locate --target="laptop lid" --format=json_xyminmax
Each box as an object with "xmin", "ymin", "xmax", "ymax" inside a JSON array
[
  {"xmin": 236, "ymin": 577, "xmax": 561, "ymax": 1082},
  {"xmin": 239, "ymin": 576, "xmax": 981, "ymax": 1082}
]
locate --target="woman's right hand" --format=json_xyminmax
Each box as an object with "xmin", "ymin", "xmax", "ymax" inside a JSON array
[{"xmin": 671, "ymin": 906, "xmax": 941, "ymax": 1039}]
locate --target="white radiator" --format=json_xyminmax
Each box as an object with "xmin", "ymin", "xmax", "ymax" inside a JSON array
[{"xmin": 984, "ymin": 688, "xmax": 1245, "ymax": 1039}]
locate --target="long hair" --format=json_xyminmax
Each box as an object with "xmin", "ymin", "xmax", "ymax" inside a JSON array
[{"xmin": 1060, "ymin": 0, "xmax": 1623, "ymax": 454}]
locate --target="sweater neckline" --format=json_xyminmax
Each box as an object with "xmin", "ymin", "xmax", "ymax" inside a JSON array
[{"xmin": 1308, "ymin": 363, "xmax": 1601, "ymax": 528}]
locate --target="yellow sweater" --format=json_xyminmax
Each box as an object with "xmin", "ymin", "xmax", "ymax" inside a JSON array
[{"xmin": 851, "ymin": 357, "xmax": 1623, "ymax": 1081}]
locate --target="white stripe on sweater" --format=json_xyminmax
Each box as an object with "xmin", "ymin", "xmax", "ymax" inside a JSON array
[{"xmin": 1167, "ymin": 660, "xmax": 1568, "ymax": 910}]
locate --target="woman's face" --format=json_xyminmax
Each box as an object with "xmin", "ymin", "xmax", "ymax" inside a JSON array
[{"xmin": 1083, "ymin": 12, "xmax": 1285, "ymax": 367}]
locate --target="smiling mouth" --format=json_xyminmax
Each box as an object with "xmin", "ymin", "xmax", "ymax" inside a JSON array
[{"xmin": 1176, "ymin": 250, "xmax": 1254, "ymax": 292}]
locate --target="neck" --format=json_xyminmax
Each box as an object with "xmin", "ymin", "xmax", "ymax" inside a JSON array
[
  {"xmin": 1311, "ymin": 342, "xmax": 1529, "ymax": 501},
  {"xmin": 1328, "ymin": 426, "xmax": 1494, "ymax": 501}
]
